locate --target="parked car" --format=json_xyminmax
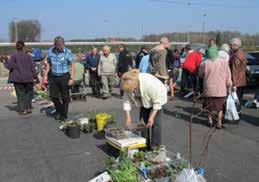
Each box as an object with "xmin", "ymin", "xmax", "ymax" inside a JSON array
[
  {"xmin": 248, "ymin": 51, "xmax": 259, "ymax": 61},
  {"xmin": 246, "ymin": 53, "xmax": 259, "ymax": 87}
]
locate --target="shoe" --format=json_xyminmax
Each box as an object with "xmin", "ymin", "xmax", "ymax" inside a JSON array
[
  {"xmin": 102, "ymin": 95, "xmax": 110, "ymax": 100},
  {"xmin": 216, "ymin": 125, "xmax": 226, "ymax": 129},
  {"xmin": 207, "ymin": 122, "xmax": 214, "ymax": 128},
  {"xmin": 26, "ymin": 109, "xmax": 32, "ymax": 114},
  {"xmin": 54, "ymin": 113, "xmax": 61, "ymax": 120},
  {"xmin": 19, "ymin": 111, "xmax": 27, "ymax": 115},
  {"xmin": 169, "ymin": 96, "xmax": 176, "ymax": 101}
]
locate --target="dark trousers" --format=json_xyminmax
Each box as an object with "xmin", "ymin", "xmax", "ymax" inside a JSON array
[
  {"xmin": 180, "ymin": 68, "xmax": 197, "ymax": 93},
  {"xmin": 49, "ymin": 73, "xmax": 70, "ymax": 119},
  {"xmin": 89, "ymin": 71, "xmax": 100, "ymax": 96},
  {"xmin": 14, "ymin": 82, "xmax": 33, "ymax": 112},
  {"xmin": 236, "ymin": 86, "xmax": 245, "ymax": 111},
  {"xmin": 140, "ymin": 107, "xmax": 162, "ymax": 149}
]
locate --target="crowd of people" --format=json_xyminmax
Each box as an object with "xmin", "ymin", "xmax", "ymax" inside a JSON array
[{"xmin": 0, "ymin": 35, "xmax": 253, "ymax": 149}]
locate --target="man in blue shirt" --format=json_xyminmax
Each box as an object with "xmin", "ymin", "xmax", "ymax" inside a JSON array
[
  {"xmin": 85, "ymin": 47, "xmax": 101, "ymax": 97},
  {"xmin": 43, "ymin": 36, "xmax": 75, "ymax": 121}
]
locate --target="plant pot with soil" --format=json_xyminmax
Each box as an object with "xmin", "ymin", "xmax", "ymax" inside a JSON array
[{"xmin": 66, "ymin": 122, "xmax": 81, "ymax": 139}]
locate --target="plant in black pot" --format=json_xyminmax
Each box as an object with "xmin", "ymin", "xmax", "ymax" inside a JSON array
[{"xmin": 59, "ymin": 120, "xmax": 81, "ymax": 139}]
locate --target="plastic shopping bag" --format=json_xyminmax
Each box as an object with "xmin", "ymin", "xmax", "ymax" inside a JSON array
[
  {"xmin": 225, "ymin": 93, "xmax": 240, "ymax": 121},
  {"xmin": 175, "ymin": 169, "xmax": 206, "ymax": 182}
]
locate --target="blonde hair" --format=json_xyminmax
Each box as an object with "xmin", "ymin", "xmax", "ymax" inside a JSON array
[{"xmin": 121, "ymin": 69, "xmax": 140, "ymax": 92}]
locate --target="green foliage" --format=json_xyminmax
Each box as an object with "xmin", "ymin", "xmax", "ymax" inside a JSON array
[
  {"xmin": 35, "ymin": 90, "xmax": 49, "ymax": 99},
  {"xmin": 105, "ymin": 150, "xmax": 139, "ymax": 182},
  {"xmin": 81, "ymin": 123, "xmax": 93, "ymax": 133},
  {"xmin": 59, "ymin": 120, "xmax": 81, "ymax": 130}
]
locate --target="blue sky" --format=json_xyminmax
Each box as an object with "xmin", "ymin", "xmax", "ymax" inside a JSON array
[{"xmin": 0, "ymin": 0, "xmax": 258, "ymax": 41}]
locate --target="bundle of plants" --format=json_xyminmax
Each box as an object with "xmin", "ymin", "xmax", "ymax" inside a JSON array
[
  {"xmin": 35, "ymin": 90, "xmax": 49, "ymax": 100},
  {"xmin": 105, "ymin": 151, "xmax": 140, "ymax": 182},
  {"xmin": 146, "ymin": 163, "xmax": 174, "ymax": 181}
]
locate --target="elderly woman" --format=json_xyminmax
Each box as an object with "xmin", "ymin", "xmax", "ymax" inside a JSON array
[
  {"xmin": 1, "ymin": 41, "xmax": 36, "ymax": 115},
  {"xmin": 121, "ymin": 69, "xmax": 167, "ymax": 149},
  {"xmin": 229, "ymin": 38, "xmax": 248, "ymax": 110},
  {"xmin": 218, "ymin": 44, "xmax": 230, "ymax": 62},
  {"xmin": 199, "ymin": 47, "xmax": 232, "ymax": 129}
]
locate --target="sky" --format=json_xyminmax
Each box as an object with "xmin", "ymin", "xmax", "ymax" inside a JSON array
[{"xmin": 0, "ymin": 0, "xmax": 258, "ymax": 41}]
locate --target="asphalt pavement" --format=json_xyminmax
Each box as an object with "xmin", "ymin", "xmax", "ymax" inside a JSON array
[{"xmin": 0, "ymin": 88, "xmax": 258, "ymax": 182}]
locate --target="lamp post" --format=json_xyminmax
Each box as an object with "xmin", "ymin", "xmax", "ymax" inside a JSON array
[
  {"xmin": 104, "ymin": 20, "xmax": 109, "ymax": 42},
  {"xmin": 202, "ymin": 14, "xmax": 207, "ymax": 44}
]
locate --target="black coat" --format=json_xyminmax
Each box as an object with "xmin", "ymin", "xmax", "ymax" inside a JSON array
[{"xmin": 117, "ymin": 50, "xmax": 133, "ymax": 75}]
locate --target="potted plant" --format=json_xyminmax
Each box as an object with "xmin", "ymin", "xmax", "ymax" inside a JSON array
[{"xmin": 59, "ymin": 120, "xmax": 81, "ymax": 139}]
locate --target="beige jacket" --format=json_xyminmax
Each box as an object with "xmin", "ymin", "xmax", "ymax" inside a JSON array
[
  {"xmin": 98, "ymin": 53, "xmax": 117, "ymax": 75},
  {"xmin": 123, "ymin": 73, "xmax": 167, "ymax": 111}
]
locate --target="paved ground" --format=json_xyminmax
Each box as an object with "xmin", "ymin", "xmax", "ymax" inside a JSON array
[{"xmin": 0, "ymin": 87, "xmax": 258, "ymax": 182}]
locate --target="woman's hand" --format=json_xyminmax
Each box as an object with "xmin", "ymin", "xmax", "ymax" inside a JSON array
[
  {"xmin": 125, "ymin": 111, "xmax": 132, "ymax": 129},
  {"xmin": 146, "ymin": 116, "xmax": 155, "ymax": 128},
  {"xmin": 146, "ymin": 110, "xmax": 158, "ymax": 128},
  {"xmin": 125, "ymin": 118, "xmax": 132, "ymax": 129}
]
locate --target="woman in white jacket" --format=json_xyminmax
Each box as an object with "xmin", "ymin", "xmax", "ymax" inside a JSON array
[{"xmin": 121, "ymin": 69, "xmax": 167, "ymax": 149}]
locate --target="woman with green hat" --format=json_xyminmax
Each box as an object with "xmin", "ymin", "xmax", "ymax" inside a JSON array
[{"xmin": 199, "ymin": 47, "xmax": 232, "ymax": 129}]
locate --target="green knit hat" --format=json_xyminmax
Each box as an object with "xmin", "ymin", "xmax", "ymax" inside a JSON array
[{"xmin": 207, "ymin": 46, "xmax": 218, "ymax": 59}]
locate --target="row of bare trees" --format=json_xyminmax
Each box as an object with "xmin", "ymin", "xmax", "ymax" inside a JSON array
[{"xmin": 142, "ymin": 31, "xmax": 259, "ymax": 46}]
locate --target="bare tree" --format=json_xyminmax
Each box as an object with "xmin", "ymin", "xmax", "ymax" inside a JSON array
[{"xmin": 9, "ymin": 19, "xmax": 41, "ymax": 42}]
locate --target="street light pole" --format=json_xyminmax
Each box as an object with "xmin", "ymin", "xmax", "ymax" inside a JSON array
[
  {"xmin": 104, "ymin": 20, "xmax": 110, "ymax": 42},
  {"xmin": 202, "ymin": 14, "xmax": 206, "ymax": 44},
  {"xmin": 14, "ymin": 17, "xmax": 18, "ymax": 42}
]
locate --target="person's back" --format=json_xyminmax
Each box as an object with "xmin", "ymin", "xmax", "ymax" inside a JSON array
[
  {"xmin": 150, "ymin": 44, "xmax": 168, "ymax": 78},
  {"xmin": 200, "ymin": 58, "xmax": 232, "ymax": 97},
  {"xmin": 117, "ymin": 50, "xmax": 133, "ymax": 74},
  {"xmin": 139, "ymin": 54, "xmax": 151, "ymax": 73},
  {"xmin": 183, "ymin": 51, "xmax": 202, "ymax": 73},
  {"xmin": 7, "ymin": 51, "xmax": 35, "ymax": 83}
]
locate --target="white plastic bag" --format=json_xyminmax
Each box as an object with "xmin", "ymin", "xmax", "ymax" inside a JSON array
[
  {"xmin": 175, "ymin": 169, "xmax": 206, "ymax": 182},
  {"xmin": 225, "ymin": 93, "xmax": 240, "ymax": 121}
]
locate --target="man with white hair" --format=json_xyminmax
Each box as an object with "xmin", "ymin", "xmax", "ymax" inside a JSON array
[
  {"xmin": 229, "ymin": 38, "xmax": 248, "ymax": 111},
  {"xmin": 98, "ymin": 45, "xmax": 117, "ymax": 99},
  {"xmin": 150, "ymin": 37, "xmax": 170, "ymax": 83}
]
